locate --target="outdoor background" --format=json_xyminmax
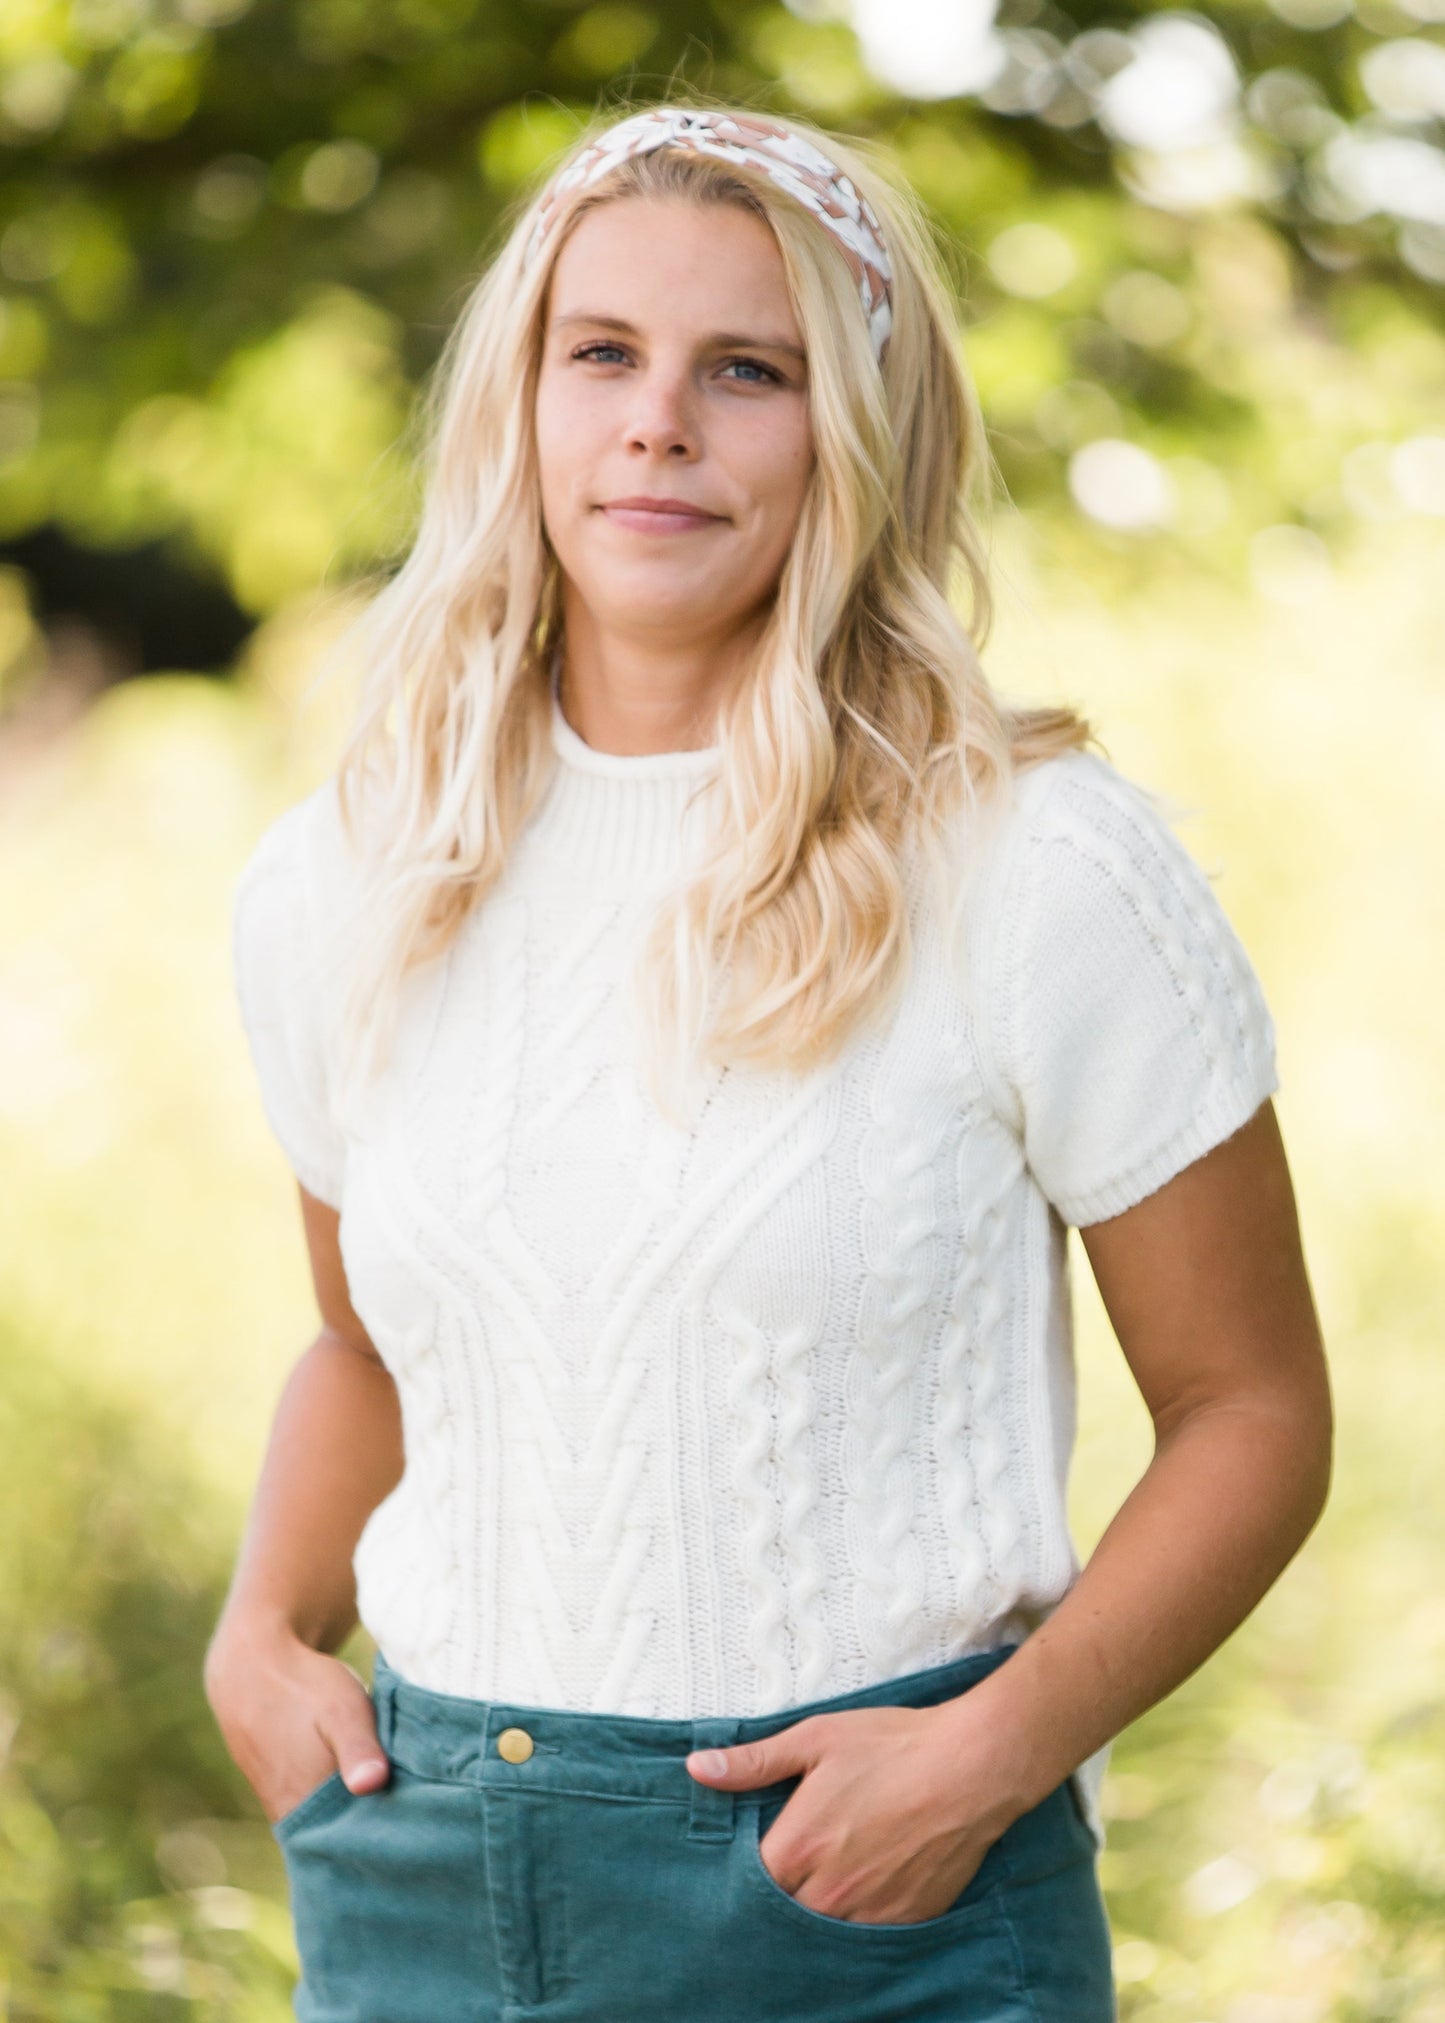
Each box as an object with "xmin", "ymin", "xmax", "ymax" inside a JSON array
[{"xmin": 0, "ymin": 0, "xmax": 1442, "ymax": 2018}]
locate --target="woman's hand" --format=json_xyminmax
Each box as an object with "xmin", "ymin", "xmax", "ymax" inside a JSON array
[
  {"xmin": 685, "ymin": 1696, "xmax": 1025, "ymax": 1925},
  {"xmin": 204, "ymin": 1619, "xmax": 391, "ymax": 1826}
]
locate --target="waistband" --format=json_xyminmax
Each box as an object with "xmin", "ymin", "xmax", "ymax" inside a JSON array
[{"xmin": 371, "ymin": 1644, "xmax": 1021, "ymax": 1845}]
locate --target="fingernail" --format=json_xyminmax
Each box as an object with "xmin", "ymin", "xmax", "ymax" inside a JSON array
[
  {"xmin": 348, "ymin": 1759, "xmax": 388, "ymax": 1787},
  {"xmin": 687, "ymin": 1749, "xmax": 729, "ymax": 1779}
]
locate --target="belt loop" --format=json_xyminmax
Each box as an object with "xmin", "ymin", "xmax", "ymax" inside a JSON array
[
  {"xmin": 372, "ymin": 1660, "xmax": 397, "ymax": 1757},
  {"xmin": 687, "ymin": 1717, "xmax": 743, "ymax": 1843}
]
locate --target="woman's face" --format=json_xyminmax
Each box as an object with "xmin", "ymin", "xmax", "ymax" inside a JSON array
[{"xmin": 534, "ymin": 194, "xmax": 814, "ymax": 658}]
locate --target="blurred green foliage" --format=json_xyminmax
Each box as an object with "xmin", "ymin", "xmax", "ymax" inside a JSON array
[
  {"xmin": 0, "ymin": 0, "xmax": 1442, "ymax": 612},
  {"xmin": 0, "ymin": 1333, "xmax": 303, "ymax": 2017}
]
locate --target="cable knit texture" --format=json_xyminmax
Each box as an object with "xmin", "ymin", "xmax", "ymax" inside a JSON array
[{"xmin": 231, "ymin": 689, "xmax": 1279, "ymax": 1855}]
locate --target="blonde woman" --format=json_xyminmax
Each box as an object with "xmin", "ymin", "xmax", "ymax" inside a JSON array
[{"xmin": 205, "ymin": 98, "xmax": 1332, "ymax": 2022}]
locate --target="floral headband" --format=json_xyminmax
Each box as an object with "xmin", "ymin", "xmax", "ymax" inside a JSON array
[{"xmin": 523, "ymin": 108, "xmax": 894, "ymax": 366}]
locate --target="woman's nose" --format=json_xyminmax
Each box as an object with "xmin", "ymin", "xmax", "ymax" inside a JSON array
[{"xmin": 623, "ymin": 368, "xmax": 698, "ymax": 455}]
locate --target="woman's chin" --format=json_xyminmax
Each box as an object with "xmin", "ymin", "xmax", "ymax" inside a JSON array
[{"xmin": 576, "ymin": 580, "xmax": 740, "ymax": 630}]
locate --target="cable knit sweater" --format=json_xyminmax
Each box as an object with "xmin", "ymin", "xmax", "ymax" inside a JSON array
[{"xmin": 231, "ymin": 681, "xmax": 1279, "ymax": 1853}]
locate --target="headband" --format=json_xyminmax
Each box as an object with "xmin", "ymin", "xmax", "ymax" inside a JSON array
[{"xmin": 523, "ymin": 108, "xmax": 894, "ymax": 366}]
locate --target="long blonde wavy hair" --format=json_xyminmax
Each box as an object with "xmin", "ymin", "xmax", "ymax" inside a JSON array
[{"xmin": 321, "ymin": 90, "xmax": 1094, "ymax": 1129}]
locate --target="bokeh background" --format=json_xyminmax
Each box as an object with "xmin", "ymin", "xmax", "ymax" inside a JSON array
[{"xmin": 1, "ymin": 1, "xmax": 1442, "ymax": 2017}]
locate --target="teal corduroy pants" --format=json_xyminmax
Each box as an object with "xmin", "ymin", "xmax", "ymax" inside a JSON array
[{"xmin": 273, "ymin": 1642, "xmax": 1116, "ymax": 2021}]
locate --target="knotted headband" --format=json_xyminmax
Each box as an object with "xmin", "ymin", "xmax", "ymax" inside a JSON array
[{"xmin": 523, "ymin": 108, "xmax": 894, "ymax": 366}]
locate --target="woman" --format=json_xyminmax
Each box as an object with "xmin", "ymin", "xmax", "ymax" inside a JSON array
[{"xmin": 206, "ymin": 99, "xmax": 1332, "ymax": 2022}]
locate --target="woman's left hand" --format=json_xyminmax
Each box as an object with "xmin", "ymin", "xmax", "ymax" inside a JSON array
[{"xmin": 685, "ymin": 1698, "xmax": 1026, "ymax": 1925}]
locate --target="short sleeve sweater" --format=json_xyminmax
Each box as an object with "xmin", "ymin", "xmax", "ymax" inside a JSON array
[{"xmin": 231, "ymin": 682, "xmax": 1279, "ymax": 1852}]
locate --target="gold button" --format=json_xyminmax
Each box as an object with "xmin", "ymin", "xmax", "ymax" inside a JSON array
[{"xmin": 496, "ymin": 1727, "xmax": 534, "ymax": 1764}]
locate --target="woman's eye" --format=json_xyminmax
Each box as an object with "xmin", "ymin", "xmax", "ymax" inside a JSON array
[
  {"xmin": 569, "ymin": 343, "xmax": 781, "ymax": 385},
  {"xmin": 722, "ymin": 357, "xmax": 781, "ymax": 385}
]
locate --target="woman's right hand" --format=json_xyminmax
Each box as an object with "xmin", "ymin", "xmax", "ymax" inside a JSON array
[{"xmin": 204, "ymin": 1619, "xmax": 391, "ymax": 1826}]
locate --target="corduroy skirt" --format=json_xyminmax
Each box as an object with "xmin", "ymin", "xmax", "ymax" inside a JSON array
[{"xmin": 271, "ymin": 1642, "xmax": 1116, "ymax": 2021}]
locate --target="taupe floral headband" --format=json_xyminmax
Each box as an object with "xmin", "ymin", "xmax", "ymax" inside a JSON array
[{"xmin": 523, "ymin": 108, "xmax": 894, "ymax": 367}]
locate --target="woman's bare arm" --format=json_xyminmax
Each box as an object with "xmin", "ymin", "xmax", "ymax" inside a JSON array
[
  {"xmin": 685, "ymin": 1098, "xmax": 1333, "ymax": 1924},
  {"xmin": 932, "ymin": 1094, "xmax": 1334, "ymax": 1810},
  {"xmin": 204, "ymin": 1184, "xmax": 404, "ymax": 1819}
]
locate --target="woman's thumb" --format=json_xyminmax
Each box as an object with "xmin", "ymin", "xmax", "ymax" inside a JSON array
[
  {"xmin": 686, "ymin": 1728, "xmax": 808, "ymax": 1788},
  {"xmin": 328, "ymin": 1691, "xmax": 391, "ymax": 1794}
]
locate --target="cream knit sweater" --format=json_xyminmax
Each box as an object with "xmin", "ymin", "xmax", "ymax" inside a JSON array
[{"xmin": 232, "ymin": 682, "xmax": 1279, "ymax": 1852}]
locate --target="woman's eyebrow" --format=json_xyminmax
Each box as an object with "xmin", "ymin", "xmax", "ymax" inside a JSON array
[{"xmin": 551, "ymin": 311, "xmax": 805, "ymax": 360}]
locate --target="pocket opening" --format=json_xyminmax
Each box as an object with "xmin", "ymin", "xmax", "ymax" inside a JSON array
[{"xmin": 272, "ymin": 1767, "xmax": 350, "ymax": 1842}]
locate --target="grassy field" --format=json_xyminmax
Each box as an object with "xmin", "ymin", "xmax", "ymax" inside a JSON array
[{"xmin": 0, "ymin": 516, "xmax": 1439, "ymax": 2019}]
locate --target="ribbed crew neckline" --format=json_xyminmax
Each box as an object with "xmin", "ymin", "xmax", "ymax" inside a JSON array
[{"xmin": 534, "ymin": 655, "xmax": 721, "ymax": 887}]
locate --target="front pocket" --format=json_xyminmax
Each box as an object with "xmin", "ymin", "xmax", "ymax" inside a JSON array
[
  {"xmin": 272, "ymin": 1768, "xmax": 351, "ymax": 1843},
  {"xmin": 741, "ymin": 1790, "xmax": 1010, "ymax": 1944}
]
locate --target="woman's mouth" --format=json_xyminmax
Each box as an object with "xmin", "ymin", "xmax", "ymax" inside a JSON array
[{"xmin": 599, "ymin": 499, "xmax": 724, "ymax": 534}]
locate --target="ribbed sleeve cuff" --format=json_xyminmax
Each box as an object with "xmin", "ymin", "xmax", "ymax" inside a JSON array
[{"xmin": 1057, "ymin": 1057, "xmax": 1280, "ymax": 1228}]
